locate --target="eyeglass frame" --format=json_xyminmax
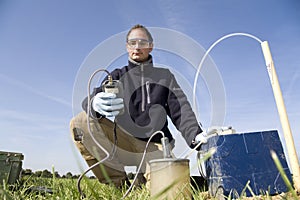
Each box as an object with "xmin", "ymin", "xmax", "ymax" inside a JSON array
[{"xmin": 126, "ymin": 38, "xmax": 153, "ymax": 49}]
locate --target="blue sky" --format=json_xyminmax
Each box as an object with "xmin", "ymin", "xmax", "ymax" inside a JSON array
[{"xmin": 0, "ymin": 0, "xmax": 299, "ymax": 175}]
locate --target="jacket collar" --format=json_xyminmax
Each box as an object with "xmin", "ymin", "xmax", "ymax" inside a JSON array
[{"xmin": 128, "ymin": 55, "xmax": 153, "ymax": 70}]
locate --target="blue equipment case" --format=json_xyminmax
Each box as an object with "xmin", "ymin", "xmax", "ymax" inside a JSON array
[{"xmin": 199, "ymin": 130, "xmax": 292, "ymax": 198}]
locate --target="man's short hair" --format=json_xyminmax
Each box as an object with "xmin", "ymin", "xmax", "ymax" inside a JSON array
[{"xmin": 126, "ymin": 24, "xmax": 153, "ymax": 42}]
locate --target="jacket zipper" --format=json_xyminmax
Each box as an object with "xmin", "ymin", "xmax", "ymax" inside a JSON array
[
  {"xmin": 141, "ymin": 64, "xmax": 145, "ymax": 112},
  {"xmin": 146, "ymin": 81, "xmax": 151, "ymax": 104}
]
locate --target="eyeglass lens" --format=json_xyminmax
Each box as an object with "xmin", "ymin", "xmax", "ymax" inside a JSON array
[{"xmin": 127, "ymin": 39, "xmax": 150, "ymax": 48}]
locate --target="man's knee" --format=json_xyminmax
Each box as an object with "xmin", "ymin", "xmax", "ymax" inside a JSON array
[{"xmin": 69, "ymin": 112, "xmax": 95, "ymax": 160}]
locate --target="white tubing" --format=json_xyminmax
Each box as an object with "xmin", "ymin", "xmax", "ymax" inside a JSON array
[
  {"xmin": 261, "ymin": 41, "xmax": 300, "ymax": 191},
  {"xmin": 192, "ymin": 33, "xmax": 262, "ymax": 117}
]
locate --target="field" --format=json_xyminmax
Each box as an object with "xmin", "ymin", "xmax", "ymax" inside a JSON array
[
  {"xmin": 1, "ymin": 152, "xmax": 299, "ymax": 199},
  {"xmin": 0, "ymin": 174, "xmax": 299, "ymax": 200}
]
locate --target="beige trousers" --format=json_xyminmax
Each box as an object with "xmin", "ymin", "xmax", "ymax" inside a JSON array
[{"xmin": 70, "ymin": 111, "xmax": 167, "ymax": 187}]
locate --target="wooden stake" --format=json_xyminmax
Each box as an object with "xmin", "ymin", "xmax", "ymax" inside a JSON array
[{"xmin": 261, "ymin": 41, "xmax": 300, "ymax": 191}]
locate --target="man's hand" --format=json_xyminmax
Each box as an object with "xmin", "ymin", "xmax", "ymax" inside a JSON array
[
  {"xmin": 194, "ymin": 132, "xmax": 208, "ymax": 144},
  {"xmin": 194, "ymin": 126, "xmax": 235, "ymax": 145},
  {"xmin": 92, "ymin": 92, "xmax": 124, "ymax": 117}
]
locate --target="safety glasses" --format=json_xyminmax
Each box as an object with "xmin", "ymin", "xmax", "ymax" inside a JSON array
[{"xmin": 127, "ymin": 38, "xmax": 152, "ymax": 49}]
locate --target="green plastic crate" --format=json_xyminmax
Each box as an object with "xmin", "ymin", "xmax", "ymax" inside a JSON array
[{"xmin": 0, "ymin": 151, "xmax": 24, "ymax": 184}]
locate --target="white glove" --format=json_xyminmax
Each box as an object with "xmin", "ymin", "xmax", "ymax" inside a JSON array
[
  {"xmin": 194, "ymin": 128, "xmax": 219, "ymax": 144},
  {"xmin": 194, "ymin": 132, "xmax": 208, "ymax": 144},
  {"xmin": 207, "ymin": 126, "xmax": 236, "ymax": 135},
  {"xmin": 194, "ymin": 126, "xmax": 235, "ymax": 144},
  {"xmin": 92, "ymin": 92, "xmax": 124, "ymax": 117}
]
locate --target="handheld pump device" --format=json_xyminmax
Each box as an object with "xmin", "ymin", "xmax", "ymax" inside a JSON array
[{"xmin": 102, "ymin": 75, "xmax": 123, "ymax": 97}]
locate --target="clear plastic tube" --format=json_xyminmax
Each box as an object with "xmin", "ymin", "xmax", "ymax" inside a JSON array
[{"xmin": 192, "ymin": 32, "xmax": 262, "ymax": 119}]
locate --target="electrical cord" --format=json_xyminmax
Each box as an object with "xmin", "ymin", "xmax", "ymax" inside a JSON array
[
  {"xmin": 197, "ymin": 150, "xmax": 207, "ymax": 179},
  {"xmin": 77, "ymin": 68, "xmax": 116, "ymax": 198},
  {"xmin": 121, "ymin": 130, "xmax": 165, "ymax": 199},
  {"xmin": 178, "ymin": 139, "xmax": 203, "ymax": 159}
]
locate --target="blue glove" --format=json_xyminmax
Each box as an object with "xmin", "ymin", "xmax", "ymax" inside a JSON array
[{"xmin": 92, "ymin": 92, "xmax": 124, "ymax": 117}]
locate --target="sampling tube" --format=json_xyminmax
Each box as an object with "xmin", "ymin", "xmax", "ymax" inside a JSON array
[{"xmin": 261, "ymin": 41, "xmax": 300, "ymax": 191}]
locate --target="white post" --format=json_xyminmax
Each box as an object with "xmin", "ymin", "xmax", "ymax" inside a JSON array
[{"xmin": 261, "ymin": 41, "xmax": 300, "ymax": 191}]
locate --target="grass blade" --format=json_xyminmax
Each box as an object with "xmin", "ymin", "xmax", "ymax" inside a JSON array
[{"xmin": 270, "ymin": 150, "xmax": 298, "ymax": 199}]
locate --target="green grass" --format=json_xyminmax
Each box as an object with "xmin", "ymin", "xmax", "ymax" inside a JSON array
[
  {"xmin": 1, "ymin": 174, "xmax": 157, "ymax": 200},
  {"xmin": 1, "ymin": 176, "xmax": 146, "ymax": 200},
  {"xmin": 0, "ymin": 175, "xmax": 298, "ymax": 200},
  {"xmin": 1, "ymin": 151, "xmax": 299, "ymax": 199}
]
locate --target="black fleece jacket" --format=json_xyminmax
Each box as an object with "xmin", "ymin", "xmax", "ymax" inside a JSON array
[{"xmin": 82, "ymin": 55, "xmax": 202, "ymax": 147}]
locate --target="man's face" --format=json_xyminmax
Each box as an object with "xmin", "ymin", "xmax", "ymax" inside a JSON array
[{"xmin": 126, "ymin": 28, "xmax": 153, "ymax": 62}]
